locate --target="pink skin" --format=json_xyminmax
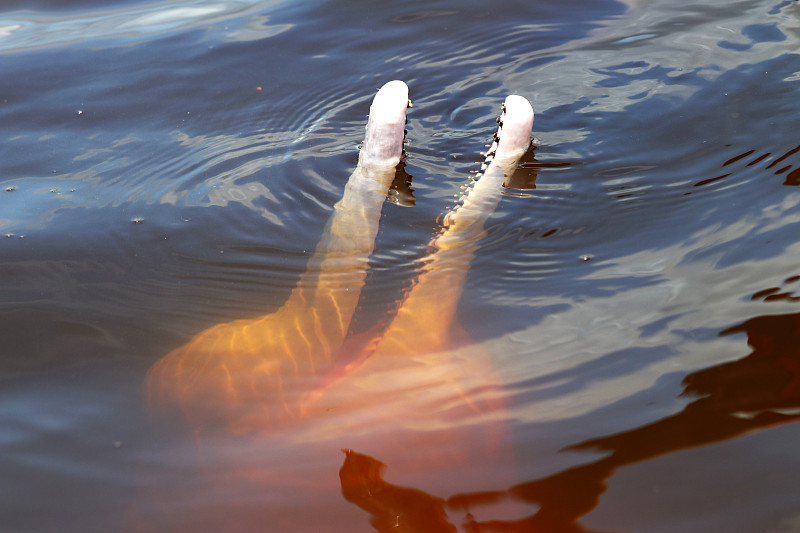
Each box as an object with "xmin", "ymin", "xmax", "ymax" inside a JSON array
[
  {"xmin": 434, "ymin": 93, "xmax": 534, "ymax": 247},
  {"xmin": 492, "ymin": 94, "xmax": 535, "ymax": 167},
  {"xmin": 359, "ymin": 80, "xmax": 533, "ymax": 174},
  {"xmin": 358, "ymin": 80, "xmax": 409, "ymax": 170}
]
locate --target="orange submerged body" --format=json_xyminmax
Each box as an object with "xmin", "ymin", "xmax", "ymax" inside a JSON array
[{"xmin": 135, "ymin": 83, "xmax": 534, "ymax": 532}]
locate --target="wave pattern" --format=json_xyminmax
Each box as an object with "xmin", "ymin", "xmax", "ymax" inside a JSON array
[{"xmin": 3, "ymin": 0, "xmax": 800, "ymax": 532}]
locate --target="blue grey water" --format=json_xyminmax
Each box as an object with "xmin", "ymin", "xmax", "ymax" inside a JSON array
[{"xmin": 2, "ymin": 0, "xmax": 800, "ymax": 532}]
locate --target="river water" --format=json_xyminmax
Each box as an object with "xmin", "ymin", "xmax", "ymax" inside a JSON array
[{"xmin": 2, "ymin": 1, "xmax": 800, "ymax": 532}]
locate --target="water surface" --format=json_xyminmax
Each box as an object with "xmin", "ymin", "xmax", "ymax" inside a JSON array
[{"xmin": 2, "ymin": 0, "xmax": 800, "ymax": 532}]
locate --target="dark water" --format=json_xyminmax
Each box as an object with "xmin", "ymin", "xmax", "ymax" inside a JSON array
[{"xmin": 2, "ymin": 0, "xmax": 800, "ymax": 531}]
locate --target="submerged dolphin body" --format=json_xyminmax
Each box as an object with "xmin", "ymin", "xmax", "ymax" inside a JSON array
[
  {"xmin": 140, "ymin": 80, "xmax": 534, "ymax": 530},
  {"xmin": 146, "ymin": 81, "xmax": 412, "ymax": 433},
  {"xmin": 146, "ymin": 81, "xmax": 533, "ymax": 436}
]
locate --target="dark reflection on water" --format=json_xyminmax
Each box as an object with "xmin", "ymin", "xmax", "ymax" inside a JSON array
[
  {"xmin": 453, "ymin": 311, "xmax": 800, "ymax": 532},
  {"xmin": 3, "ymin": 0, "xmax": 800, "ymax": 531},
  {"xmin": 340, "ymin": 449, "xmax": 456, "ymax": 533},
  {"xmin": 340, "ymin": 309, "xmax": 800, "ymax": 532}
]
